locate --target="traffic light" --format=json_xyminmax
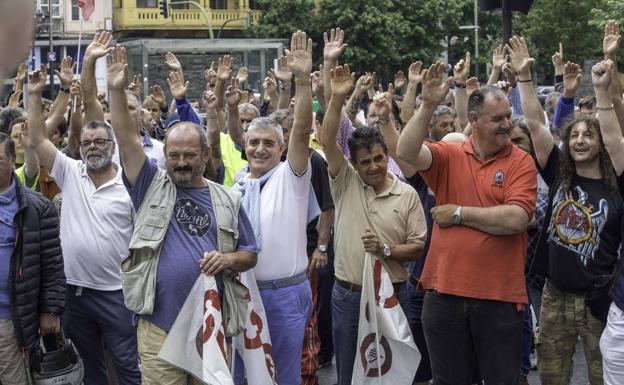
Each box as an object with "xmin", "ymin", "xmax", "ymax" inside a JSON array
[{"xmin": 159, "ymin": 0, "xmax": 169, "ymax": 19}]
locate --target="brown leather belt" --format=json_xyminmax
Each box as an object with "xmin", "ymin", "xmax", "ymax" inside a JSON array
[{"xmin": 336, "ymin": 278, "xmax": 405, "ymax": 293}]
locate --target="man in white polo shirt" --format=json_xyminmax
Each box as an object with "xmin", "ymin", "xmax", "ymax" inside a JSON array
[{"xmin": 26, "ymin": 66, "xmax": 140, "ymax": 385}]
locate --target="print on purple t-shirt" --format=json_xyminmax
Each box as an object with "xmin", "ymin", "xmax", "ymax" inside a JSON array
[{"xmin": 124, "ymin": 157, "xmax": 258, "ymax": 331}]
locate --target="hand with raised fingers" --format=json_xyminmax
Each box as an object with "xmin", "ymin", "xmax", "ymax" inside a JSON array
[
  {"xmin": 15, "ymin": 63, "xmax": 28, "ymax": 83},
  {"xmin": 330, "ymin": 64, "xmax": 355, "ymax": 98},
  {"xmin": 495, "ymin": 80, "xmax": 513, "ymax": 96},
  {"xmin": 323, "ymin": 27, "xmax": 348, "ymax": 62},
  {"xmin": 563, "ymin": 61, "xmax": 582, "ymax": 98},
  {"xmin": 205, "ymin": 62, "xmax": 217, "ymax": 84},
  {"xmin": 394, "ymin": 70, "xmax": 406, "ymax": 90},
  {"xmin": 286, "ymin": 30, "xmax": 313, "ymax": 78},
  {"xmin": 604, "ymin": 20, "xmax": 621, "ymax": 58},
  {"xmin": 408, "ymin": 61, "xmax": 423, "ymax": 85},
  {"xmin": 164, "ymin": 52, "xmax": 182, "ymax": 72},
  {"xmin": 592, "ymin": 60, "xmax": 614, "ymax": 91},
  {"xmin": 466, "ymin": 77, "xmax": 480, "ymax": 97},
  {"xmin": 454, "ymin": 51, "xmax": 471, "ymax": 84},
  {"xmin": 128, "ymin": 73, "xmax": 142, "ymax": 95},
  {"xmin": 203, "ymin": 89, "xmax": 219, "ymax": 112},
  {"xmin": 107, "ymin": 44, "xmax": 129, "ymax": 91},
  {"xmin": 167, "ymin": 71, "xmax": 189, "ymax": 101},
  {"xmin": 224, "ymin": 77, "xmax": 241, "ymax": 107},
  {"xmin": 8, "ymin": 90, "xmax": 22, "ymax": 108},
  {"xmin": 502, "ymin": 62, "xmax": 517, "ymax": 88},
  {"xmin": 492, "ymin": 45, "xmax": 506, "ymax": 71},
  {"xmin": 551, "ymin": 42, "xmax": 563, "ymax": 76},
  {"xmin": 70, "ymin": 80, "xmax": 82, "ymax": 106},
  {"xmin": 217, "ymin": 55, "xmax": 233, "ymax": 81},
  {"xmin": 240, "ymin": 91, "xmax": 251, "ymax": 104},
  {"xmin": 236, "ymin": 66, "xmax": 249, "ymax": 84},
  {"xmin": 27, "ymin": 64, "xmax": 47, "ymax": 96},
  {"xmin": 371, "ymin": 83, "xmax": 394, "ymax": 121},
  {"xmin": 150, "ymin": 84, "xmax": 167, "ymax": 108},
  {"xmin": 263, "ymin": 71, "xmax": 277, "ymax": 95},
  {"xmin": 85, "ymin": 31, "xmax": 114, "ymax": 60},
  {"xmin": 274, "ymin": 55, "xmax": 293, "ymax": 84},
  {"xmin": 19, "ymin": 120, "xmax": 32, "ymax": 148},
  {"xmin": 311, "ymin": 69, "xmax": 324, "ymax": 96},
  {"xmin": 421, "ymin": 61, "xmax": 454, "ymax": 107},
  {"xmin": 55, "ymin": 56, "xmax": 76, "ymax": 89},
  {"xmin": 506, "ymin": 36, "xmax": 535, "ymax": 79},
  {"xmin": 355, "ymin": 72, "xmax": 375, "ymax": 94}
]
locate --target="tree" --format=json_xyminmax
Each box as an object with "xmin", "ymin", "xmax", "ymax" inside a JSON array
[
  {"xmin": 247, "ymin": 0, "xmax": 320, "ymax": 41},
  {"xmin": 589, "ymin": 0, "xmax": 624, "ymax": 28}
]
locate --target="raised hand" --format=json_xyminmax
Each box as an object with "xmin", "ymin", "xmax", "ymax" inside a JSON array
[
  {"xmin": 70, "ymin": 80, "xmax": 82, "ymax": 106},
  {"xmin": 203, "ymin": 89, "xmax": 219, "ymax": 111},
  {"xmin": 166, "ymin": 71, "xmax": 189, "ymax": 100},
  {"xmin": 563, "ymin": 61, "xmax": 582, "ymax": 97},
  {"xmin": 604, "ymin": 20, "xmax": 621, "ymax": 58},
  {"xmin": 54, "ymin": 56, "xmax": 76, "ymax": 88},
  {"xmin": 551, "ymin": 42, "xmax": 563, "ymax": 76},
  {"xmin": 421, "ymin": 61, "xmax": 454, "ymax": 107},
  {"xmin": 150, "ymin": 84, "xmax": 166, "ymax": 107},
  {"xmin": 263, "ymin": 71, "xmax": 277, "ymax": 95},
  {"xmin": 371, "ymin": 84, "xmax": 394, "ymax": 121},
  {"xmin": 453, "ymin": 51, "xmax": 471, "ymax": 83},
  {"xmin": 492, "ymin": 45, "xmax": 506, "ymax": 70},
  {"xmin": 495, "ymin": 80, "xmax": 513, "ymax": 96},
  {"xmin": 236, "ymin": 66, "xmax": 249, "ymax": 84},
  {"xmin": 19, "ymin": 120, "xmax": 32, "ymax": 148},
  {"xmin": 164, "ymin": 52, "xmax": 182, "ymax": 72},
  {"xmin": 311, "ymin": 69, "xmax": 324, "ymax": 97},
  {"xmin": 107, "ymin": 44, "xmax": 128, "ymax": 91},
  {"xmin": 224, "ymin": 78, "xmax": 241, "ymax": 107},
  {"xmin": 128, "ymin": 73, "xmax": 142, "ymax": 95},
  {"xmin": 355, "ymin": 72, "xmax": 375, "ymax": 94},
  {"xmin": 27, "ymin": 64, "xmax": 47, "ymax": 96},
  {"xmin": 8, "ymin": 90, "xmax": 22, "ymax": 108},
  {"xmin": 286, "ymin": 30, "xmax": 313, "ymax": 78},
  {"xmin": 323, "ymin": 28, "xmax": 348, "ymax": 62},
  {"xmin": 502, "ymin": 62, "xmax": 517, "ymax": 88},
  {"xmin": 592, "ymin": 60, "xmax": 614, "ymax": 90},
  {"xmin": 507, "ymin": 36, "xmax": 535, "ymax": 78},
  {"xmin": 85, "ymin": 31, "xmax": 113, "ymax": 60},
  {"xmin": 274, "ymin": 55, "xmax": 293, "ymax": 84},
  {"xmin": 408, "ymin": 61, "xmax": 423, "ymax": 84},
  {"xmin": 217, "ymin": 55, "xmax": 233, "ymax": 81},
  {"xmin": 15, "ymin": 63, "xmax": 28, "ymax": 83},
  {"xmin": 466, "ymin": 76, "xmax": 480, "ymax": 97},
  {"xmin": 240, "ymin": 90, "xmax": 251, "ymax": 104},
  {"xmin": 205, "ymin": 62, "xmax": 217, "ymax": 84},
  {"xmin": 394, "ymin": 70, "xmax": 406, "ymax": 90},
  {"xmin": 329, "ymin": 64, "xmax": 355, "ymax": 97}
]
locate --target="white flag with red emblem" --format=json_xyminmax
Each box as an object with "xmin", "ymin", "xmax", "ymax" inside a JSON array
[
  {"xmin": 77, "ymin": 0, "xmax": 95, "ymax": 20},
  {"xmin": 233, "ymin": 270, "xmax": 278, "ymax": 385},
  {"xmin": 158, "ymin": 275, "xmax": 234, "ymax": 385},
  {"xmin": 351, "ymin": 253, "xmax": 420, "ymax": 384}
]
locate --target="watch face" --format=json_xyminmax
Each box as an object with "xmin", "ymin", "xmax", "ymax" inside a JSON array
[
  {"xmin": 318, "ymin": 245, "xmax": 327, "ymax": 253},
  {"xmin": 383, "ymin": 245, "xmax": 391, "ymax": 257}
]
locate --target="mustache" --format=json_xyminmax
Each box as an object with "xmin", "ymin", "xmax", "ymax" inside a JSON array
[{"xmin": 174, "ymin": 166, "xmax": 192, "ymax": 172}]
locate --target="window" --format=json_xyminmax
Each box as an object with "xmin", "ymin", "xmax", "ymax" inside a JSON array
[
  {"xmin": 210, "ymin": 0, "xmax": 227, "ymax": 9},
  {"xmin": 38, "ymin": 0, "xmax": 62, "ymax": 19},
  {"xmin": 171, "ymin": 0, "xmax": 190, "ymax": 10},
  {"xmin": 71, "ymin": 0, "xmax": 79, "ymax": 21},
  {"xmin": 137, "ymin": 0, "xmax": 158, "ymax": 7},
  {"xmin": 248, "ymin": 0, "xmax": 267, "ymax": 10}
]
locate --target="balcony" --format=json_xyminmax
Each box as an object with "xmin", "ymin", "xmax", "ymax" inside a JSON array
[{"xmin": 114, "ymin": 6, "xmax": 262, "ymax": 31}]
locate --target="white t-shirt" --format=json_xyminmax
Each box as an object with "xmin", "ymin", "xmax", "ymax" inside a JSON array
[
  {"xmin": 143, "ymin": 137, "xmax": 165, "ymax": 168},
  {"xmin": 51, "ymin": 151, "xmax": 134, "ymax": 290},
  {"xmin": 254, "ymin": 160, "xmax": 311, "ymax": 281}
]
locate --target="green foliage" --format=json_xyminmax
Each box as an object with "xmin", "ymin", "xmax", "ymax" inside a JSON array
[
  {"xmin": 589, "ymin": 0, "xmax": 624, "ymax": 28},
  {"xmin": 247, "ymin": 0, "xmax": 319, "ymax": 40}
]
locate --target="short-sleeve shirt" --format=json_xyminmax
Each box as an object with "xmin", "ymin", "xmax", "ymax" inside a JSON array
[
  {"xmin": 307, "ymin": 150, "xmax": 334, "ymax": 254},
  {"xmin": 124, "ymin": 157, "xmax": 258, "ymax": 331},
  {"xmin": 535, "ymin": 146, "xmax": 623, "ymax": 294},
  {"xmin": 253, "ymin": 160, "xmax": 312, "ymax": 281},
  {"xmin": 50, "ymin": 151, "xmax": 134, "ymax": 290},
  {"xmin": 330, "ymin": 160, "xmax": 427, "ymax": 285},
  {"xmin": 419, "ymin": 138, "xmax": 537, "ymax": 304}
]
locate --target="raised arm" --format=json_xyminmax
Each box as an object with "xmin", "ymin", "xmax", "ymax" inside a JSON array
[
  {"xmin": 107, "ymin": 45, "xmax": 144, "ymax": 186},
  {"xmin": 224, "ymin": 78, "xmax": 245, "ymax": 148},
  {"xmin": 263, "ymin": 71, "xmax": 279, "ymax": 112},
  {"xmin": 66, "ymin": 81, "xmax": 83, "ymax": 158},
  {"xmin": 46, "ymin": 56, "xmax": 75, "ymax": 135},
  {"xmin": 311, "ymin": 69, "xmax": 326, "ymax": 112},
  {"xmin": 164, "ymin": 52, "xmax": 184, "ymax": 86},
  {"xmin": 397, "ymin": 62, "xmax": 452, "ymax": 170},
  {"xmin": 286, "ymin": 31, "xmax": 313, "ymax": 175},
  {"xmin": 322, "ymin": 28, "xmax": 348, "ymax": 107},
  {"xmin": 19, "ymin": 121, "xmax": 40, "ymax": 185},
  {"xmin": 592, "ymin": 60, "xmax": 624, "ymax": 175},
  {"xmin": 508, "ymin": 36, "xmax": 553, "ymax": 168},
  {"xmin": 203, "ymin": 90, "xmax": 223, "ymax": 170},
  {"xmin": 274, "ymin": 55, "xmax": 293, "ymax": 110},
  {"xmin": 215, "ymin": 55, "xmax": 232, "ymax": 112},
  {"xmin": 453, "ymin": 51, "xmax": 471, "ymax": 132},
  {"xmin": 345, "ymin": 72, "xmax": 374, "ymax": 125},
  {"xmin": 487, "ymin": 46, "xmax": 506, "ymax": 86},
  {"xmin": 82, "ymin": 32, "xmax": 112, "ymax": 122},
  {"xmin": 26, "ymin": 65, "xmax": 59, "ymax": 172},
  {"xmin": 603, "ymin": 20, "xmax": 624, "ymax": 135},
  {"xmin": 400, "ymin": 61, "xmax": 422, "ymax": 124},
  {"xmin": 554, "ymin": 61, "xmax": 581, "ymax": 129},
  {"xmin": 14, "ymin": 63, "xmax": 28, "ymax": 93}
]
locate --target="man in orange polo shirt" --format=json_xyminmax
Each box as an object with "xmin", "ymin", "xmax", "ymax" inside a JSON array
[{"xmin": 397, "ymin": 62, "xmax": 537, "ymax": 385}]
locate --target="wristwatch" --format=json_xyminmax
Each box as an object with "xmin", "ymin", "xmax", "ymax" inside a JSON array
[
  {"xmin": 453, "ymin": 206, "xmax": 463, "ymax": 225},
  {"xmin": 317, "ymin": 244, "xmax": 328, "ymax": 253},
  {"xmin": 382, "ymin": 244, "xmax": 392, "ymax": 259}
]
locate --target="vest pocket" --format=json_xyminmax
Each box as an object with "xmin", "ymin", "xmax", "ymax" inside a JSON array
[
  {"xmin": 217, "ymin": 225, "xmax": 237, "ymax": 253},
  {"xmin": 121, "ymin": 252, "xmax": 157, "ymax": 314},
  {"xmin": 138, "ymin": 209, "xmax": 168, "ymax": 241}
]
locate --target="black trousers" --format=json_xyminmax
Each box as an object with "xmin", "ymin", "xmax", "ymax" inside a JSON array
[{"xmin": 421, "ymin": 291, "xmax": 523, "ymax": 385}]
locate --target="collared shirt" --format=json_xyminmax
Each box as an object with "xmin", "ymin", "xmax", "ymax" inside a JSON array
[
  {"xmin": 50, "ymin": 151, "xmax": 134, "ymax": 290},
  {"xmin": 141, "ymin": 129, "xmax": 165, "ymax": 168},
  {"xmin": 419, "ymin": 137, "xmax": 537, "ymax": 304},
  {"xmin": 330, "ymin": 159, "xmax": 427, "ymax": 284},
  {"xmin": 0, "ymin": 178, "xmax": 18, "ymax": 318}
]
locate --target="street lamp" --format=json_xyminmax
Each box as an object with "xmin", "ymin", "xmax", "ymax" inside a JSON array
[{"xmin": 459, "ymin": 0, "xmax": 479, "ymax": 77}]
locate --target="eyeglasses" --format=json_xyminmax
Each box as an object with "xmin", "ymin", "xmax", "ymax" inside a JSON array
[{"xmin": 80, "ymin": 139, "xmax": 114, "ymax": 148}]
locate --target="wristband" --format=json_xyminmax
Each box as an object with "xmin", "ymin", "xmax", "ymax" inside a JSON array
[
  {"xmin": 597, "ymin": 105, "xmax": 615, "ymax": 111},
  {"xmin": 517, "ymin": 78, "xmax": 532, "ymax": 83},
  {"xmin": 295, "ymin": 78, "xmax": 311, "ymax": 86}
]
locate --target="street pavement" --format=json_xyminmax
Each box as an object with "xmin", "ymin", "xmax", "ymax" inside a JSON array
[{"xmin": 317, "ymin": 339, "xmax": 589, "ymax": 385}]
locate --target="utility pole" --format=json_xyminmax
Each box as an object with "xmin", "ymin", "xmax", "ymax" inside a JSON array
[
  {"xmin": 501, "ymin": 0, "xmax": 512, "ymax": 44},
  {"xmin": 459, "ymin": 0, "xmax": 480, "ymax": 77},
  {"xmin": 48, "ymin": 0, "xmax": 55, "ymax": 99}
]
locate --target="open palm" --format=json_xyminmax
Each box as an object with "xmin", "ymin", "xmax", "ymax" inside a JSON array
[{"xmin": 287, "ymin": 31, "xmax": 312, "ymax": 78}]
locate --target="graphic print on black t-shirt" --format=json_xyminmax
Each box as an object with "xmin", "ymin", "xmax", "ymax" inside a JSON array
[
  {"xmin": 174, "ymin": 198, "xmax": 212, "ymax": 237},
  {"xmin": 548, "ymin": 185, "xmax": 608, "ymax": 266}
]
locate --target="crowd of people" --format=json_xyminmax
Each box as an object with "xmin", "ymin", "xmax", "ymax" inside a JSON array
[{"xmin": 2, "ymin": 0, "xmax": 624, "ymax": 384}]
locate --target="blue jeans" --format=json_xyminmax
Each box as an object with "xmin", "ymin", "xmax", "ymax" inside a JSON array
[
  {"xmin": 62, "ymin": 285, "xmax": 141, "ymax": 385},
  {"xmin": 406, "ymin": 281, "xmax": 432, "ymax": 383},
  {"xmin": 331, "ymin": 281, "xmax": 409, "ymax": 385}
]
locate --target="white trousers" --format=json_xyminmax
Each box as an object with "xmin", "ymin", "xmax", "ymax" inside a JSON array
[{"xmin": 600, "ymin": 302, "xmax": 624, "ymax": 385}]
